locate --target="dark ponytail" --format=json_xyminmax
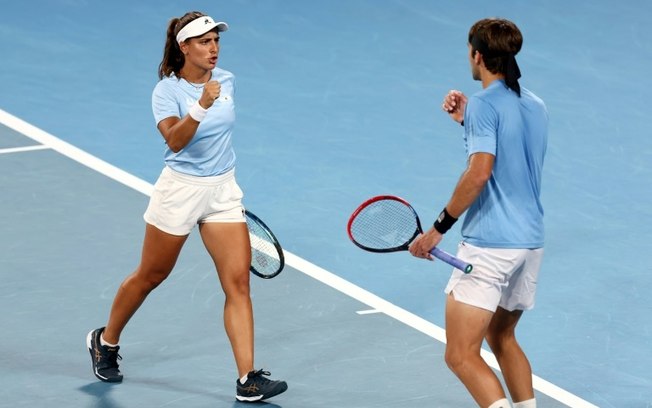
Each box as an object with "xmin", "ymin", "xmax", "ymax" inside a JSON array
[{"xmin": 157, "ymin": 11, "xmax": 206, "ymax": 79}]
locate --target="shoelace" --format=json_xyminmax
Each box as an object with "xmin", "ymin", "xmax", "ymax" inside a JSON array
[
  {"xmin": 101, "ymin": 349, "xmax": 122, "ymax": 367},
  {"xmin": 248, "ymin": 369, "xmax": 272, "ymax": 383}
]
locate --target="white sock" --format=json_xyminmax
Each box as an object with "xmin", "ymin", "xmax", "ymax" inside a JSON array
[
  {"xmin": 513, "ymin": 398, "xmax": 536, "ymax": 408},
  {"xmin": 488, "ymin": 398, "xmax": 511, "ymax": 408},
  {"xmin": 239, "ymin": 373, "xmax": 248, "ymax": 384},
  {"xmin": 100, "ymin": 334, "xmax": 118, "ymax": 348}
]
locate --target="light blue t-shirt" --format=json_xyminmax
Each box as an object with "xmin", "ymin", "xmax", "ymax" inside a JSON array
[
  {"xmin": 152, "ymin": 67, "xmax": 236, "ymax": 176},
  {"xmin": 461, "ymin": 79, "xmax": 548, "ymax": 248}
]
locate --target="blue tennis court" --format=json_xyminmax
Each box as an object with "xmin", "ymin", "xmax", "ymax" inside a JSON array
[{"xmin": 1, "ymin": 1, "xmax": 651, "ymax": 407}]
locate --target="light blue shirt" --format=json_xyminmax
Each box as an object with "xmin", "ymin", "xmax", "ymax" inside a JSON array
[
  {"xmin": 152, "ymin": 67, "xmax": 236, "ymax": 176},
  {"xmin": 461, "ymin": 80, "xmax": 548, "ymax": 248}
]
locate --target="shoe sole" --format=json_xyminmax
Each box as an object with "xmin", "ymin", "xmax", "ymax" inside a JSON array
[
  {"xmin": 235, "ymin": 395, "xmax": 264, "ymax": 402},
  {"xmin": 86, "ymin": 330, "xmax": 122, "ymax": 383}
]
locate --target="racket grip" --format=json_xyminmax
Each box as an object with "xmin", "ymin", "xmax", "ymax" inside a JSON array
[{"xmin": 430, "ymin": 247, "xmax": 473, "ymax": 274}]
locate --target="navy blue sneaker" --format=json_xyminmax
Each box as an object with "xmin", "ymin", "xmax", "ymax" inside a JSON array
[
  {"xmin": 86, "ymin": 327, "xmax": 123, "ymax": 383},
  {"xmin": 236, "ymin": 369, "xmax": 287, "ymax": 402}
]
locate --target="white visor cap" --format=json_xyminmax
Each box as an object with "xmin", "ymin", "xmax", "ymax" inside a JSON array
[{"xmin": 176, "ymin": 16, "xmax": 228, "ymax": 44}]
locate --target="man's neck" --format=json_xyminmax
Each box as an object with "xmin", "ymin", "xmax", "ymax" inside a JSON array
[{"xmin": 481, "ymin": 71, "xmax": 505, "ymax": 89}]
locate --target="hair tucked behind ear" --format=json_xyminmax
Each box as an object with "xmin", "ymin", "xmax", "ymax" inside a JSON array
[{"xmin": 157, "ymin": 11, "xmax": 206, "ymax": 79}]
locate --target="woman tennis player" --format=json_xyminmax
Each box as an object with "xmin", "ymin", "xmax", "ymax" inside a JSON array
[{"xmin": 86, "ymin": 11, "xmax": 287, "ymax": 403}]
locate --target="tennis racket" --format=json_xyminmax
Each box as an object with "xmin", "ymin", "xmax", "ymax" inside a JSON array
[
  {"xmin": 245, "ymin": 210, "xmax": 285, "ymax": 279},
  {"xmin": 347, "ymin": 195, "xmax": 473, "ymax": 273}
]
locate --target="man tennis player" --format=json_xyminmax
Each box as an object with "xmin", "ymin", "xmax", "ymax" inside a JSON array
[{"xmin": 409, "ymin": 18, "xmax": 548, "ymax": 408}]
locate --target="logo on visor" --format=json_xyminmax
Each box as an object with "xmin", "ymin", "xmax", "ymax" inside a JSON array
[{"xmin": 205, "ymin": 18, "xmax": 211, "ymax": 24}]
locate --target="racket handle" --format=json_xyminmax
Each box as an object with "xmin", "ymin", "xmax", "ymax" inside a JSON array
[{"xmin": 430, "ymin": 247, "xmax": 473, "ymax": 274}]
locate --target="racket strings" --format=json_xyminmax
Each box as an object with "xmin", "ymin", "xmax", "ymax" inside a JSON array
[
  {"xmin": 246, "ymin": 217, "xmax": 282, "ymax": 274},
  {"xmin": 349, "ymin": 200, "xmax": 419, "ymax": 250}
]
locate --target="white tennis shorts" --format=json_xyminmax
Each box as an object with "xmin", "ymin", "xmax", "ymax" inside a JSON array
[
  {"xmin": 143, "ymin": 166, "xmax": 245, "ymax": 236},
  {"xmin": 444, "ymin": 241, "xmax": 544, "ymax": 312}
]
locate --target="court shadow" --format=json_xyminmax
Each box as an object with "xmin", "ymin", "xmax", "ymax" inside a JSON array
[
  {"xmin": 78, "ymin": 382, "xmax": 126, "ymax": 408},
  {"xmin": 131, "ymin": 376, "xmax": 220, "ymax": 398},
  {"xmin": 230, "ymin": 402, "xmax": 282, "ymax": 408}
]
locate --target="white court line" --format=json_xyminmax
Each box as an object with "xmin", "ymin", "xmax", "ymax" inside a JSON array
[
  {"xmin": 0, "ymin": 108, "xmax": 599, "ymax": 408},
  {"xmin": 249, "ymin": 233, "xmax": 279, "ymax": 259},
  {"xmin": 356, "ymin": 309, "xmax": 382, "ymax": 315},
  {"xmin": 0, "ymin": 145, "xmax": 50, "ymax": 155},
  {"xmin": 0, "ymin": 110, "xmax": 154, "ymax": 197}
]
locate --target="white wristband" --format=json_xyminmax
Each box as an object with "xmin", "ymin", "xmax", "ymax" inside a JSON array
[{"xmin": 188, "ymin": 100, "xmax": 208, "ymax": 122}]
